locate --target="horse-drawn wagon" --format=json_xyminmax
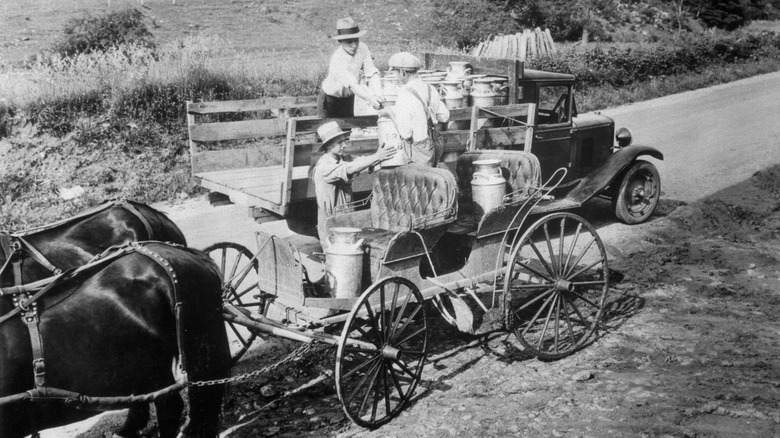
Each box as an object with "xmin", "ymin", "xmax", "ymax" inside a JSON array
[
  {"xmin": 194, "ymin": 53, "xmax": 664, "ymax": 427},
  {"xmin": 0, "ymin": 51, "xmax": 664, "ymax": 435}
]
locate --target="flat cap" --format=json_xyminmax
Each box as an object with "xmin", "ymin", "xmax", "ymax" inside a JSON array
[{"xmin": 388, "ymin": 52, "xmax": 422, "ymax": 71}]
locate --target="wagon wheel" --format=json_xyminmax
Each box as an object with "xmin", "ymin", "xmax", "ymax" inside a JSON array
[
  {"xmin": 612, "ymin": 160, "xmax": 661, "ymax": 224},
  {"xmin": 503, "ymin": 213, "xmax": 609, "ymax": 360},
  {"xmin": 336, "ymin": 277, "xmax": 428, "ymax": 428},
  {"xmin": 203, "ymin": 242, "xmax": 265, "ymax": 363}
]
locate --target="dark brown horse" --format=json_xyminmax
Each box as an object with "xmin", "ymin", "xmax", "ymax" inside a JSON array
[
  {"xmin": 0, "ymin": 200, "xmax": 189, "ymax": 436},
  {"xmin": 0, "ymin": 242, "xmax": 230, "ymax": 438},
  {"xmin": 0, "ymin": 199, "xmax": 187, "ymax": 287}
]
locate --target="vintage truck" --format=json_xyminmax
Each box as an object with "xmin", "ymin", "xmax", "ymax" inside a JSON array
[{"xmin": 186, "ymin": 52, "xmax": 662, "ymax": 233}]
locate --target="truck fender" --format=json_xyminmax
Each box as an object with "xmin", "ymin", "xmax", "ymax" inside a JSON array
[{"xmin": 566, "ymin": 145, "xmax": 663, "ymax": 204}]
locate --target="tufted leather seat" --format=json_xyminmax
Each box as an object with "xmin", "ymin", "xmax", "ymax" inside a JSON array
[
  {"xmin": 370, "ymin": 166, "xmax": 458, "ymax": 231},
  {"xmin": 448, "ymin": 150, "xmax": 541, "ymax": 235},
  {"xmin": 455, "ymin": 150, "xmax": 541, "ymax": 201}
]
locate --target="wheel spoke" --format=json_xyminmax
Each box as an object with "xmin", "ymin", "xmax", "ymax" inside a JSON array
[
  {"xmin": 514, "ymin": 258, "xmax": 554, "ymax": 283},
  {"xmin": 569, "ymin": 290, "xmax": 601, "ymax": 309},
  {"xmin": 387, "ymin": 282, "xmax": 400, "ymax": 341},
  {"xmin": 228, "ymin": 251, "xmax": 242, "ymax": 280},
  {"xmin": 389, "ymin": 285, "xmax": 413, "ymax": 341},
  {"xmin": 553, "ymin": 294, "xmax": 562, "ymax": 353},
  {"xmin": 382, "ymin": 362, "xmax": 392, "ymax": 417},
  {"xmin": 520, "ymin": 290, "xmax": 556, "ymax": 338},
  {"xmin": 565, "ymin": 297, "xmax": 593, "ymax": 333},
  {"xmin": 231, "ymin": 261, "xmax": 257, "ymax": 291},
  {"xmin": 562, "ymin": 223, "xmax": 582, "ymax": 277},
  {"xmin": 513, "ymin": 287, "xmax": 555, "ymax": 312},
  {"xmin": 528, "ymin": 241, "xmax": 556, "ymax": 279},
  {"xmin": 388, "ymin": 303, "xmax": 422, "ymax": 344},
  {"xmin": 342, "ymin": 354, "xmax": 380, "ymax": 381},
  {"xmin": 380, "ymin": 284, "xmax": 387, "ymax": 343},
  {"xmin": 228, "ymin": 322, "xmax": 250, "ymax": 345},
  {"xmin": 219, "ymin": 249, "xmax": 227, "ymax": 282},
  {"xmin": 363, "ymin": 301, "xmax": 384, "ymax": 346},
  {"xmin": 231, "ymin": 283, "xmax": 260, "ymax": 302},
  {"xmin": 349, "ymin": 358, "xmax": 381, "ymax": 408},
  {"xmin": 543, "ymin": 223, "xmax": 558, "ymax": 277},
  {"xmin": 566, "ymin": 258, "xmax": 603, "ymax": 283},
  {"xmin": 388, "ymin": 364, "xmax": 407, "ymax": 401},
  {"xmin": 561, "ymin": 298, "xmax": 578, "ymax": 347},
  {"xmin": 536, "ymin": 293, "xmax": 559, "ymax": 350},
  {"xmin": 558, "ymin": 217, "xmax": 566, "ymax": 275},
  {"xmin": 562, "ymin": 237, "xmax": 596, "ymax": 278},
  {"xmin": 508, "ymin": 282, "xmax": 556, "ymax": 290},
  {"xmin": 391, "ymin": 358, "xmax": 418, "ymax": 380},
  {"xmin": 394, "ymin": 326, "xmax": 426, "ymax": 347}
]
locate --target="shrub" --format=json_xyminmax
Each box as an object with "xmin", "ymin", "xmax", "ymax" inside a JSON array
[
  {"xmin": 53, "ymin": 8, "xmax": 155, "ymax": 57},
  {"xmin": 428, "ymin": 0, "xmax": 520, "ymax": 49}
]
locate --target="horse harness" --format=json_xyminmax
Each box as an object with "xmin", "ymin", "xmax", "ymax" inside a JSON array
[
  {"xmin": 0, "ymin": 200, "xmax": 156, "ymax": 287},
  {"xmin": 0, "ymin": 242, "xmax": 188, "ymax": 394}
]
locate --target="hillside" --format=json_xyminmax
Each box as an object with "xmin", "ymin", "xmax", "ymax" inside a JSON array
[{"xmin": 0, "ymin": 0, "xmax": 431, "ymax": 66}]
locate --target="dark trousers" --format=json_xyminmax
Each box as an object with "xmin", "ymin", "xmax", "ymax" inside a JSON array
[{"xmin": 317, "ymin": 89, "xmax": 355, "ymax": 118}]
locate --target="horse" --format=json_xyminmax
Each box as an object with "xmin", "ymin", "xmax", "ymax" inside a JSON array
[
  {"xmin": 0, "ymin": 199, "xmax": 187, "ymax": 287},
  {"xmin": 0, "ymin": 242, "xmax": 230, "ymax": 438},
  {"xmin": 0, "ymin": 200, "xmax": 190, "ymax": 436}
]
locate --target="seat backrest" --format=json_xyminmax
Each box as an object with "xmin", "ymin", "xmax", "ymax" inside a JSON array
[
  {"xmin": 370, "ymin": 166, "xmax": 458, "ymax": 231},
  {"xmin": 455, "ymin": 150, "xmax": 541, "ymax": 198}
]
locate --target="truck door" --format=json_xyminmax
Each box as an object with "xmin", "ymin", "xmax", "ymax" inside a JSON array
[{"xmin": 531, "ymin": 85, "xmax": 574, "ymax": 182}]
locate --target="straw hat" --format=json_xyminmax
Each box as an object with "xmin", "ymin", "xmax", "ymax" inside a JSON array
[
  {"xmin": 317, "ymin": 121, "xmax": 349, "ymax": 151},
  {"xmin": 332, "ymin": 17, "xmax": 367, "ymax": 40}
]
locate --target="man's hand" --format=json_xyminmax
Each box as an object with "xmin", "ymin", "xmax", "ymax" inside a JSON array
[
  {"xmin": 368, "ymin": 95, "xmax": 382, "ymax": 110},
  {"xmin": 377, "ymin": 108, "xmax": 394, "ymax": 119},
  {"xmin": 374, "ymin": 143, "xmax": 397, "ymax": 162}
]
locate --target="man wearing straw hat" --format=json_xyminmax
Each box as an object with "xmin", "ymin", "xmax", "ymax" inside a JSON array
[
  {"xmin": 313, "ymin": 121, "xmax": 395, "ymax": 233},
  {"xmin": 379, "ymin": 52, "xmax": 449, "ymax": 167},
  {"xmin": 318, "ymin": 17, "xmax": 383, "ymax": 118}
]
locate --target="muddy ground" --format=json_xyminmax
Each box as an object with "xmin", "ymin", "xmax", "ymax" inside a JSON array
[
  {"xmin": 208, "ymin": 165, "xmax": 780, "ymax": 438},
  {"xmin": 58, "ymin": 164, "xmax": 780, "ymax": 438}
]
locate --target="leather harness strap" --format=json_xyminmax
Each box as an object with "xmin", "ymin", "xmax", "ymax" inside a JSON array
[{"xmin": 119, "ymin": 201, "xmax": 156, "ymax": 240}]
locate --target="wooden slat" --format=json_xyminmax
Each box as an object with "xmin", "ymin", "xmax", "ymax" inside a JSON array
[
  {"xmin": 449, "ymin": 104, "xmax": 529, "ymax": 121},
  {"xmin": 190, "ymin": 147, "xmax": 283, "ymax": 174},
  {"xmin": 294, "ymin": 115, "xmax": 379, "ymax": 132},
  {"xmin": 189, "ymin": 119, "xmax": 288, "ymax": 142},
  {"xmin": 423, "ymin": 53, "xmax": 520, "ymax": 77},
  {"xmin": 282, "ymin": 118, "xmax": 297, "ymax": 215},
  {"xmin": 187, "ymin": 96, "xmax": 317, "ymax": 115}
]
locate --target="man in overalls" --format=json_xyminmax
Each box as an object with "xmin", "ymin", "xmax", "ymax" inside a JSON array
[{"xmin": 379, "ymin": 52, "xmax": 450, "ymax": 167}]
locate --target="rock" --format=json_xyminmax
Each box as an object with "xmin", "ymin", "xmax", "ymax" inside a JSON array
[
  {"xmin": 178, "ymin": 191, "xmax": 189, "ymax": 200},
  {"xmin": 748, "ymin": 263, "xmax": 757, "ymax": 269},
  {"xmin": 572, "ymin": 370, "xmax": 594, "ymax": 381},
  {"xmin": 59, "ymin": 185, "xmax": 85, "ymax": 200},
  {"xmin": 303, "ymin": 407, "xmax": 316, "ymax": 415},
  {"xmin": 260, "ymin": 384, "xmax": 278, "ymax": 397}
]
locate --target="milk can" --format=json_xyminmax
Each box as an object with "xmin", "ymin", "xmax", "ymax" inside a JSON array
[
  {"xmin": 439, "ymin": 80, "xmax": 466, "ymax": 110},
  {"xmin": 489, "ymin": 76, "xmax": 509, "ymax": 105},
  {"xmin": 470, "ymin": 78, "xmax": 498, "ymax": 128},
  {"xmin": 325, "ymin": 227, "xmax": 365, "ymax": 298},
  {"xmin": 471, "ymin": 159, "xmax": 506, "ymax": 216},
  {"xmin": 377, "ymin": 115, "xmax": 408, "ymax": 167},
  {"xmin": 446, "ymin": 61, "xmax": 472, "ymax": 81}
]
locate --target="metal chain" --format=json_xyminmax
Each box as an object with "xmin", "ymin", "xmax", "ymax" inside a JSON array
[{"xmin": 188, "ymin": 341, "xmax": 331, "ymax": 388}]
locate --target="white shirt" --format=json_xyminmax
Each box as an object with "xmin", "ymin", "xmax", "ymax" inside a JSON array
[
  {"xmin": 394, "ymin": 78, "xmax": 450, "ymax": 142},
  {"xmin": 321, "ymin": 43, "xmax": 379, "ymax": 98}
]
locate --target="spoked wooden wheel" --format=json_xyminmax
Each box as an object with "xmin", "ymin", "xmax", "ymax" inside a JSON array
[
  {"xmin": 336, "ymin": 277, "xmax": 428, "ymax": 428},
  {"xmin": 503, "ymin": 213, "xmax": 609, "ymax": 360},
  {"xmin": 203, "ymin": 242, "xmax": 264, "ymax": 363}
]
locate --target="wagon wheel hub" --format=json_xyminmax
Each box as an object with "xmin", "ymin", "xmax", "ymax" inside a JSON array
[
  {"xmin": 382, "ymin": 345, "xmax": 402, "ymax": 361},
  {"xmin": 554, "ymin": 279, "xmax": 574, "ymax": 293}
]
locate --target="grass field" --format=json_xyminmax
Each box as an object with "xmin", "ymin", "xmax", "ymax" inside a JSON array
[{"xmin": 0, "ymin": 0, "xmax": 429, "ymax": 66}]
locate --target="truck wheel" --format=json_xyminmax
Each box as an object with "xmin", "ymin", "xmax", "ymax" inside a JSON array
[{"xmin": 612, "ymin": 161, "xmax": 660, "ymax": 224}]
